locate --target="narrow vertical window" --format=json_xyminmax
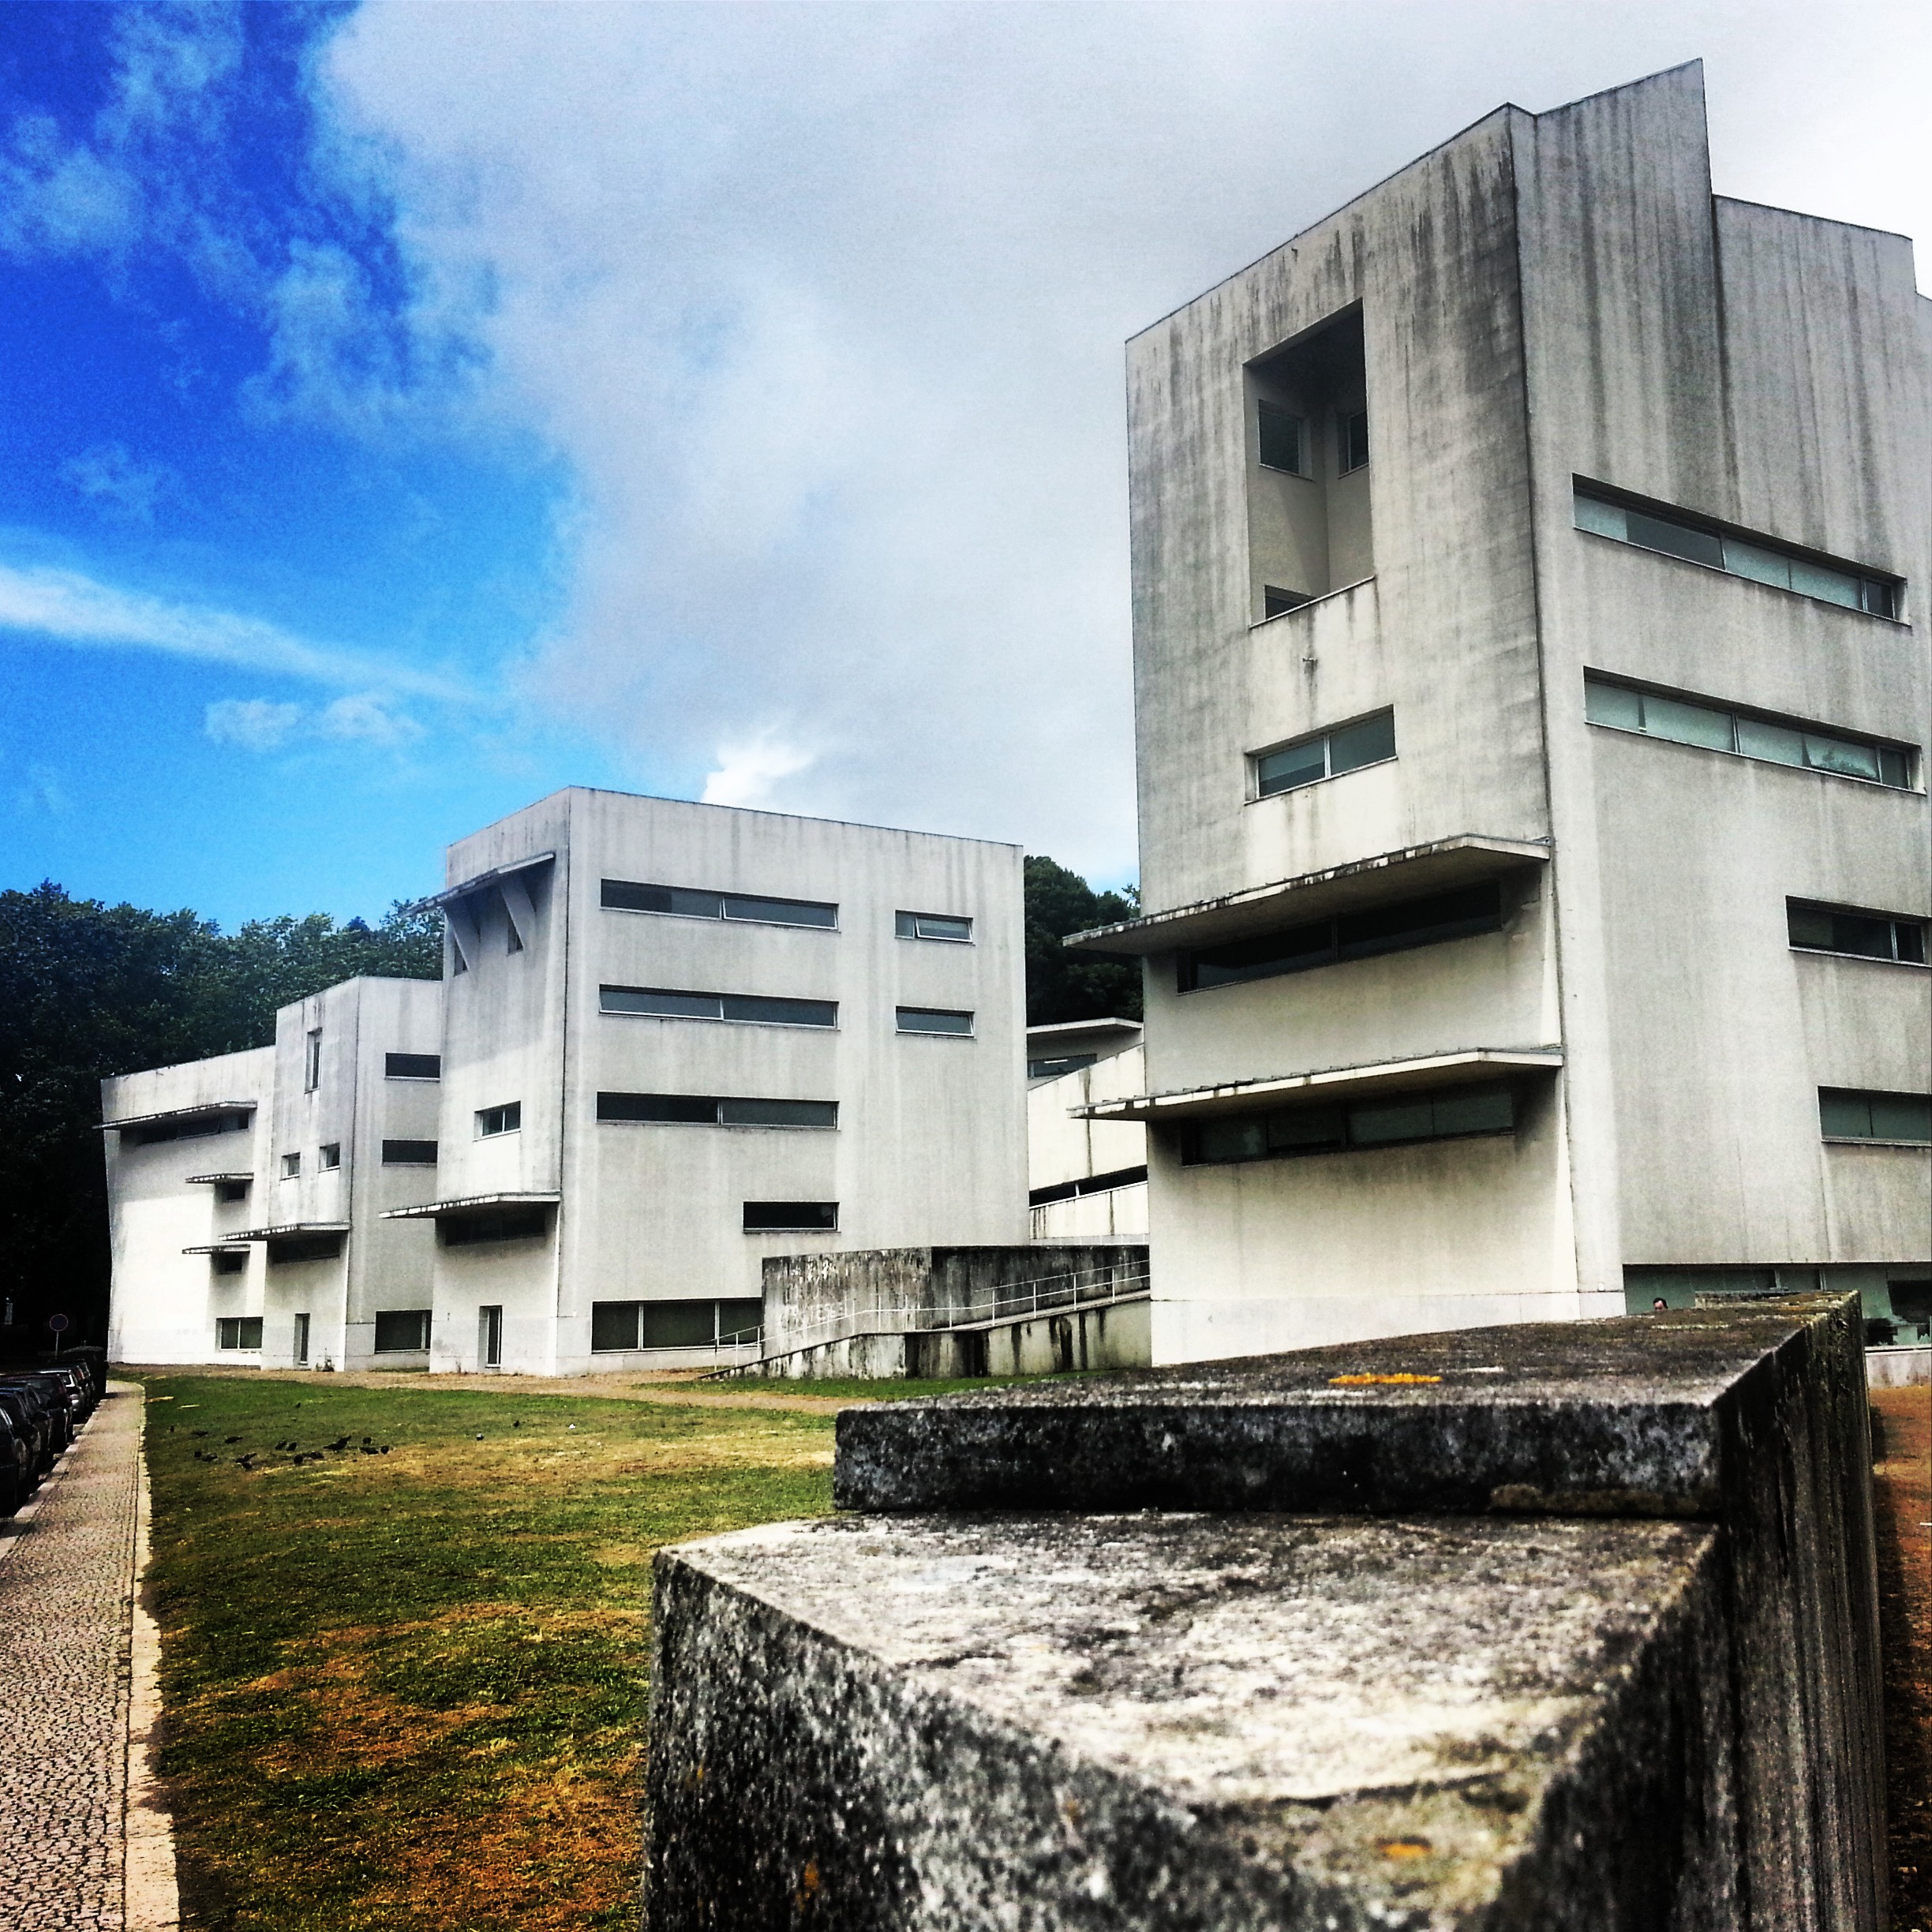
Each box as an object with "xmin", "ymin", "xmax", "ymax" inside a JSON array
[
  {"xmin": 1257, "ymin": 402, "xmax": 1304, "ymax": 475},
  {"xmin": 1340, "ymin": 411, "xmax": 1369, "ymax": 474},
  {"xmin": 305, "ymin": 1028, "xmax": 323, "ymax": 1092}
]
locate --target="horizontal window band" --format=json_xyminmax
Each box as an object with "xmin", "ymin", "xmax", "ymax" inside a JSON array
[
  {"xmin": 597, "ymin": 1092, "xmax": 838, "ymax": 1129},
  {"xmin": 1029, "ymin": 1166, "xmax": 1149, "ymax": 1207},
  {"xmin": 601, "ymin": 878, "xmax": 837, "ymax": 929},
  {"xmin": 1182, "ymin": 1084, "xmax": 1518, "ymax": 1167}
]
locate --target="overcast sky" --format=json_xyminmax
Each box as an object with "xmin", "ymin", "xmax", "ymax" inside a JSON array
[{"xmin": 2, "ymin": 0, "xmax": 1925, "ymax": 925}]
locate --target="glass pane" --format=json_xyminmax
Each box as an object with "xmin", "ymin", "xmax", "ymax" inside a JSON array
[
  {"xmin": 719, "ymin": 1098, "xmax": 837, "ymax": 1128},
  {"xmin": 1895, "ymin": 923, "xmax": 1926, "ymax": 965},
  {"xmin": 1431, "ymin": 1087, "xmax": 1515, "ymax": 1136},
  {"xmin": 1348, "ymin": 1097, "xmax": 1436, "ymax": 1145},
  {"xmin": 1787, "ymin": 557, "xmax": 1859, "ymax": 608},
  {"xmin": 914, "ymin": 914, "xmax": 972, "ymax": 942},
  {"xmin": 1866, "ymin": 1095, "xmax": 1932, "ymax": 1143},
  {"xmin": 743, "ymin": 1201, "xmax": 838, "ymax": 1232},
  {"xmin": 640, "ymin": 1301, "xmax": 715, "ymax": 1350},
  {"xmin": 1341, "ymin": 411, "xmax": 1369, "ymax": 472},
  {"xmin": 1186, "ymin": 919, "xmax": 1334, "ymax": 990},
  {"xmin": 1336, "ymin": 882, "xmax": 1502, "ymax": 962},
  {"xmin": 1583, "ymin": 680, "xmax": 1644, "ymax": 729},
  {"xmin": 240, "ymin": 1318, "xmax": 263, "ymax": 1350},
  {"xmin": 1860, "ymin": 579, "xmax": 1897, "ymax": 619},
  {"xmin": 1827, "ymin": 913, "xmax": 1895, "ymax": 960},
  {"xmin": 1193, "ymin": 1118, "xmax": 1267, "ymax": 1163},
  {"xmin": 385, "ymin": 1053, "xmax": 441, "ymax": 1080},
  {"xmin": 723, "ymin": 995, "xmax": 837, "ymax": 1027},
  {"xmin": 597, "ymin": 1092, "xmax": 719, "ymax": 1123},
  {"xmin": 1623, "ymin": 510, "xmax": 1724, "ymax": 568},
  {"xmin": 717, "ymin": 1299, "xmax": 765, "ymax": 1339},
  {"xmin": 1818, "ymin": 1091, "xmax": 1873, "ymax": 1137},
  {"xmin": 1735, "ymin": 717, "xmax": 1805, "ymax": 766},
  {"xmin": 590, "ymin": 1302, "xmax": 642, "ymax": 1350},
  {"xmin": 1263, "ymin": 586, "xmax": 1311, "ymax": 619},
  {"xmin": 721, "ymin": 893, "xmax": 837, "ymax": 927},
  {"xmin": 1645, "ymin": 697, "xmax": 1735, "ymax": 752},
  {"xmin": 1803, "ymin": 735, "xmax": 1880, "ymax": 781},
  {"xmin": 374, "ymin": 1310, "xmax": 430, "ymax": 1351},
  {"xmin": 1721, "ymin": 540, "xmax": 1791, "ymax": 590},
  {"xmin": 897, "ymin": 1008, "xmax": 973, "ymax": 1034},
  {"xmin": 1327, "ymin": 710, "xmax": 1397, "ymax": 775},
  {"xmin": 602, "ymin": 987, "xmax": 722, "ymax": 1019},
  {"xmin": 1264, "ymin": 1105, "xmax": 1346, "ymax": 1153},
  {"xmin": 1784, "ymin": 905, "xmax": 1836, "ymax": 949},
  {"xmin": 1877, "ymin": 747, "xmax": 1910, "ymax": 788},
  {"xmin": 1256, "ymin": 739, "xmax": 1327, "ymax": 796},
  {"xmin": 1257, "ymin": 402, "xmax": 1302, "ymax": 474},
  {"xmin": 1572, "ymin": 494, "xmax": 1627, "ymax": 540},
  {"xmin": 894, "ymin": 911, "xmax": 918, "ymax": 938}
]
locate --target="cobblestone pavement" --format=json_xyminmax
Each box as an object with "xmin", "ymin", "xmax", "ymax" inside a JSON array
[{"xmin": 0, "ymin": 1384, "xmax": 163, "ymax": 1931}]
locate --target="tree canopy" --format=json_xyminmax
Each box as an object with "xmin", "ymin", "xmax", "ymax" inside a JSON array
[{"xmin": 1023, "ymin": 856, "xmax": 1141, "ymax": 1025}]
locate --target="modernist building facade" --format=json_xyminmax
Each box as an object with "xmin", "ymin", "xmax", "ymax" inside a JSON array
[
  {"xmin": 105, "ymin": 788, "xmax": 1028, "ymax": 1373},
  {"xmin": 1025, "ymin": 1019, "xmax": 1148, "ymax": 1239},
  {"xmin": 1069, "ymin": 63, "xmax": 1931, "ymax": 1363}
]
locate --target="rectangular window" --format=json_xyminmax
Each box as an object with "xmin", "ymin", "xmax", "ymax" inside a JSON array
[
  {"xmin": 895, "ymin": 911, "xmax": 973, "ymax": 942},
  {"xmin": 440, "ymin": 1208, "xmax": 550, "ymax": 1246},
  {"xmin": 210, "ymin": 1250, "xmax": 246, "ymax": 1276},
  {"xmin": 1257, "ymin": 401, "xmax": 1304, "ymax": 474},
  {"xmin": 597, "ymin": 1092, "xmax": 838, "ymax": 1129},
  {"xmin": 1184, "ymin": 1084, "xmax": 1515, "ymax": 1165},
  {"xmin": 1255, "ymin": 709, "xmax": 1395, "ymax": 798},
  {"xmin": 305, "ymin": 1028, "xmax": 323, "ymax": 1093},
  {"xmin": 600, "ymin": 878, "xmax": 837, "ymax": 929},
  {"xmin": 1339, "ymin": 410, "xmax": 1369, "ymax": 474},
  {"xmin": 743, "ymin": 1200, "xmax": 839, "ymax": 1233},
  {"xmin": 1584, "ymin": 677, "xmax": 1913, "ymax": 789},
  {"xmin": 215, "ymin": 1316, "xmax": 264, "ymax": 1350},
  {"xmin": 382, "ymin": 1140, "xmax": 440, "ymax": 1166},
  {"xmin": 128, "ymin": 1110, "xmax": 250, "ymax": 1147},
  {"xmin": 281, "ymin": 1152, "xmax": 301, "ymax": 1179},
  {"xmin": 1818, "ymin": 1088, "xmax": 1932, "ymax": 1144},
  {"xmin": 1180, "ymin": 882, "xmax": 1503, "ymax": 992},
  {"xmin": 1029, "ymin": 1053, "xmax": 1099, "ymax": 1080},
  {"xmin": 476, "ymin": 1103, "xmax": 521, "ymax": 1138},
  {"xmin": 1574, "ymin": 484, "xmax": 1900, "ymax": 618},
  {"xmin": 215, "ymin": 1180, "xmax": 249, "ymax": 1204},
  {"xmin": 1787, "ymin": 901, "xmax": 1928, "ymax": 965},
  {"xmin": 267, "ymin": 1234, "xmax": 343, "ymax": 1264},
  {"xmin": 897, "ymin": 1007, "xmax": 974, "ymax": 1035},
  {"xmin": 1262, "ymin": 586, "xmax": 1312, "ymax": 619},
  {"xmin": 599, "ymin": 985, "xmax": 837, "ymax": 1028},
  {"xmin": 591, "ymin": 1298, "xmax": 765, "ymax": 1351},
  {"xmin": 373, "ymin": 1309, "xmax": 432, "ymax": 1353},
  {"xmin": 385, "ymin": 1053, "xmax": 441, "ymax": 1080},
  {"xmin": 318, "ymin": 1143, "xmax": 341, "ymax": 1171}
]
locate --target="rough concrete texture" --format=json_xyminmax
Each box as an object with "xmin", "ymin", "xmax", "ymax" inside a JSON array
[
  {"xmin": 793, "ymin": 1294, "xmax": 1883, "ymax": 1930},
  {"xmin": 649, "ymin": 1511, "xmax": 1738, "ymax": 1930}
]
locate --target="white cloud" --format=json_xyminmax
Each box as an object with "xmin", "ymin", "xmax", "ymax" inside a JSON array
[
  {"xmin": 701, "ymin": 733, "xmax": 815, "ymax": 809},
  {"xmin": 61, "ymin": 444, "xmax": 174, "ymax": 522},
  {"xmin": 0, "ymin": 560, "xmax": 473, "ymax": 702},
  {"xmin": 316, "ymin": 691, "xmax": 424, "ymax": 747},
  {"xmin": 205, "ymin": 698, "xmax": 304, "ymax": 752}
]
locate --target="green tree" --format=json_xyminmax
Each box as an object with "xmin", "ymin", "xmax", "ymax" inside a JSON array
[{"xmin": 1023, "ymin": 856, "xmax": 1142, "ymax": 1025}]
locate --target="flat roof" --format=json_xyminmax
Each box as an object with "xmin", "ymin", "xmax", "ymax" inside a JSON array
[
  {"xmin": 99, "ymin": 1102, "xmax": 256, "ymax": 1132},
  {"xmin": 1064, "ymin": 837, "xmax": 1550, "ymax": 957},
  {"xmin": 379, "ymin": 1193, "xmax": 562, "ymax": 1221},
  {"xmin": 1025, "ymin": 1017, "xmax": 1144, "ymax": 1042},
  {"xmin": 1074, "ymin": 1048, "xmax": 1563, "ymax": 1123}
]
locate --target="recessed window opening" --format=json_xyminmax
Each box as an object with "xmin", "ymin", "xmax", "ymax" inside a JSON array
[
  {"xmin": 1788, "ymin": 901, "xmax": 1927, "ymax": 965},
  {"xmin": 599, "ymin": 986, "xmax": 837, "ymax": 1028},
  {"xmin": 281, "ymin": 1152, "xmax": 301, "ymax": 1179},
  {"xmin": 128, "ymin": 1110, "xmax": 249, "ymax": 1146},
  {"xmin": 897, "ymin": 1007, "xmax": 974, "ymax": 1035},
  {"xmin": 1584, "ymin": 677, "xmax": 1913, "ymax": 788},
  {"xmin": 743, "ymin": 1201, "xmax": 838, "ymax": 1233},
  {"xmin": 1254, "ymin": 709, "xmax": 1395, "ymax": 799},
  {"xmin": 597, "ymin": 1092, "xmax": 837, "ymax": 1129},
  {"xmin": 1574, "ymin": 484, "xmax": 1900, "ymax": 619},
  {"xmin": 373, "ymin": 1309, "xmax": 432, "ymax": 1353},
  {"xmin": 1818, "ymin": 1089, "xmax": 1932, "ymax": 1145},
  {"xmin": 1029, "ymin": 1052, "xmax": 1099, "ymax": 1080},
  {"xmin": 1180, "ymin": 881, "xmax": 1504, "ymax": 993},
  {"xmin": 591, "ymin": 1298, "xmax": 763, "ymax": 1351},
  {"xmin": 318, "ymin": 1143, "xmax": 341, "ymax": 1171},
  {"xmin": 385, "ymin": 1053, "xmax": 441, "ymax": 1081},
  {"xmin": 268, "ymin": 1234, "xmax": 343, "ymax": 1264},
  {"xmin": 895, "ymin": 911, "xmax": 973, "ymax": 942},
  {"xmin": 382, "ymin": 1140, "xmax": 439, "ymax": 1166},
  {"xmin": 476, "ymin": 1103, "xmax": 521, "ymax": 1138},
  {"xmin": 600, "ymin": 879, "xmax": 837, "ymax": 929},
  {"xmin": 304, "ymin": 1028, "xmax": 323, "ymax": 1093},
  {"xmin": 209, "ymin": 1250, "xmax": 246, "ymax": 1276},
  {"xmin": 215, "ymin": 1316, "xmax": 264, "ymax": 1350},
  {"xmin": 1029, "ymin": 1164, "xmax": 1149, "ymax": 1206},
  {"xmin": 1246, "ymin": 307, "xmax": 1372, "ymax": 620},
  {"xmin": 440, "ymin": 1208, "xmax": 550, "ymax": 1247},
  {"xmin": 1183, "ymin": 1084, "xmax": 1516, "ymax": 1165},
  {"xmin": 215, "ymin": 1180, "xmax": 249, "ymax": 1204}
]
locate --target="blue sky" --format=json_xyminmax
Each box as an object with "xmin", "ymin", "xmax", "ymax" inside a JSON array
[{"xmin": 2, "ymin": 2, "xmax": 1925, "ymax": 930}]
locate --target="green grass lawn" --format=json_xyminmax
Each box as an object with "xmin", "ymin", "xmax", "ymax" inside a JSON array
[{"xmin": 140, "ymin": 1374, "xmax": 843, "ymax": 1932}]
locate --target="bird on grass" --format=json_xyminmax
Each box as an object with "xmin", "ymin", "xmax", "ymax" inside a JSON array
[{"xmin": 326, "ymin": 1435, "xmax": 351, "ymax": 1452}]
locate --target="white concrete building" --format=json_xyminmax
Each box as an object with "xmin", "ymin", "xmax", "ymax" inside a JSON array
[
  {"xmin": 1068, "ymin": 63, "xmax": 1931, "ymax": 1364},
  {"xmin": 104, "ymin": 788, "xmax": 1028, "ymax": 1373},
  {"xmin": 1025, "ymin": 1020, "xmax": 1148, "ymax": 1239}
]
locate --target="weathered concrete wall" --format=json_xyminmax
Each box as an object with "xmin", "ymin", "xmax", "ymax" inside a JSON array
[{"xmin": 650, "ymin": 1295, "xmax": 1884, "ymax": 1930}]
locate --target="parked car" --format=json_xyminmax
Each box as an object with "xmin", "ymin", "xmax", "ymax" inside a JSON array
[
  {"xmin": 0, "ymin": 1406, "xmax": 31, "ymax": 1515},
  {"xmin": 43, "ymin": 1366, "xmax": 89, "ymax": 1421},
  {"xmin": 0, "ymin": 1387, "xmax": 53, "ymax": 1486},
  {"xmin": 0, "ymin": 1377, "xmax": 71, "ymax": 1457}
]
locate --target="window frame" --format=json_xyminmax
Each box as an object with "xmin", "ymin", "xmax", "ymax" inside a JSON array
[
  {"xmin": 280, "ymin": 1152, "xmax": 301, "ymax": 1180},
  {"xmin": 372, "ymin": 1309, "xmax": 432, "ymax": 1354},
  {"xmin": 599, "ymin": 878, "xmax": 838, "ymax": 930},
  {"xmin": 894, "ymin": 910, "xmax": 975, "ymax": 944},
  {"xmin": 304, "ymin": 1028, "xmax": 322, "ymax": 1094},
  {"xmin": 1252, "ymin": 709, "xmax": 1397, "ymax": 801},
  {"xmin": 380, "ymin": 1139, "xmax": 440, "ymax": 1167},
  {"xmin": 1181, "ymin": 1083, "xmax": 1518, "ymax": 1166},
  {"xmin": 1339, "ymin": 410, "xmax": 1370, "ymax": 476},
  {"xmin": 895, "ymin": 1006, "xmax": 975, "ymax": 1037},
  {"xmin": 742, "ymin": 1200, "xmax": 840, "ymax": 1234},
  {"xmin": 215, "ymin": 1316, "xmax": 264, "ymax": 1351},
  {"xmin": 597, "ymin": 1091, "xmax": 839, "ymax": 1131},
  {"xmin": 1818, "ymin": 1088, "xmax": 1932, "ymax": 1147},
  {"xmin": 1256, "ymin": 399, "xmax": 1305, "ymax": 476},
  {"xmin": 1786, "ymin": 900, "xmax": 1929, "ymax": 968},
  {"xmin": 384, "ymin": 1052, "xmax": 442, "ymax": 1081},
  {"xmin": 318, "ymin": 1143, "xmax": 342, "ymax": 1171},
  {"xmin": 598, "ymin": 984, "xmax": 839, "ymax": 1028},
  {"xmin": 475, "ymin": 1102, "xmax": 522, "ymax": 1139}
]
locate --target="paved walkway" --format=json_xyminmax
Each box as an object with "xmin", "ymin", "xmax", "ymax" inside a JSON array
[{"xmin": 0, "ymin": 1383, "xmax": 177, "ymax": 1931}]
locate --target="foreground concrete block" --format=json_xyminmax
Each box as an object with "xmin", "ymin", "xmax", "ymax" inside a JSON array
[{"xmin": 649, "ymin": 1512, "xmax": 1735, "ymax": 1930}]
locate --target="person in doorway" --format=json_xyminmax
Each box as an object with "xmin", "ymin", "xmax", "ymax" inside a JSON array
[{"xmin": 1652, "ymin": 1297, "xmax": 1669, "ymax": 1312}]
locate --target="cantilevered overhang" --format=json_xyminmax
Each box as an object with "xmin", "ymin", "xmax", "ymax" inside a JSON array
[
  {"xmin": 380, "ymin": 1192, "xmax": 561, "ymax": 1222},
  {"xmin": 423, "ymin": 851, "xmax": 556, "ymax": 911},
  {"xmin": 182, "ymin": 1243, "xmax": 251, "ymax": 1256},
  {"xmin": 1074, "ymin": 1048, "xmax": 1563, "ymax": 1123},
  {"xmin": 1063, "ymin": 836, "xmax": 1551, "ymax": 957},
  {"xmin": 99, "ymin": 1102, "xmax": 256, "ymax": 1132},
  {"xmin": 227, "ymin": 1222, "xmax": 352, "ymax": 1242},
  {"xmin": 185, "ymin": 1172, "xmax": 252, "ymax": 1185}
]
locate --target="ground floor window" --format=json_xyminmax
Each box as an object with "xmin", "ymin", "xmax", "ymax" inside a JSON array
[
  {"xmin": 215, "ymin": 1316, "xmax": 264, "ymax": 1350},
  {"xmin": 590, "ymin": 1298, "xmax": 764, "ymax": 1351},
  {"xmin": 373, "ymin": 1309, "xmax": 432, "ymax": 1353}
]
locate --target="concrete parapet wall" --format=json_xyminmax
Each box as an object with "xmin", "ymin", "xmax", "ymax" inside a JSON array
[{"xmin": 648, "ymin": 1296, "xmax": 1884, "ymax": 1929}]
